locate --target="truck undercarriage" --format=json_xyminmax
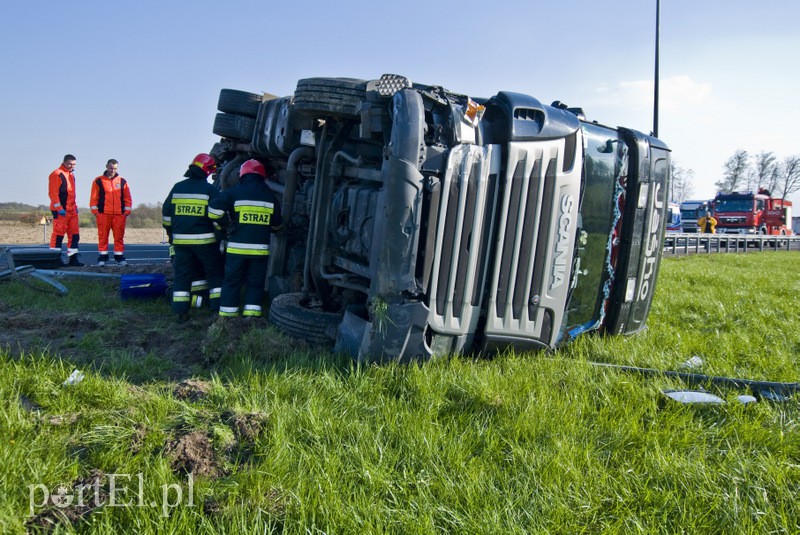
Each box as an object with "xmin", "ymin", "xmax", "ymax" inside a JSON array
[{"xmin": 207, "ymin": 74, "xmax": 671, "ymax": 362}]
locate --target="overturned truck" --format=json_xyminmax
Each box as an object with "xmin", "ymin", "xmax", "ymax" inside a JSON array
[{"xmin": 209, "ymin": 74, "xmax": 670, "ymax": 362}]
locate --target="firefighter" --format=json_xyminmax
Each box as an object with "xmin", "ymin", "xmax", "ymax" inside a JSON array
[
  {"xmin": 698, "ymin": 209, "xmax": 717, "ymax": 234},
  {"xmin": 90, "ymin": 159, "xmax": 132, "ymax": 266},
  {"xmin": 162, "ymin": 153, "xmax": 225, "ymax": 322},
  {"xmin": 209, "ymin": 159, "xmax": 282, "ymax": 318},
  {"xmin": 48, "ymin": 154, "xmax": 84, "ymax": 266}
]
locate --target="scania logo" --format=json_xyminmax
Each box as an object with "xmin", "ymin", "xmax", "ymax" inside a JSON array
[{"xmin": 550, "ymin": 194, "xmax": 574, "ymax": 290}]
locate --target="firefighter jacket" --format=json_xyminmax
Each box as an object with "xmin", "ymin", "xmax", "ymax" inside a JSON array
[
  {"xmin": 48, "ymin": 164, "xmax": 77, "ymax": 214},
  {"xmin": 208, "ymin": 173, "xmax": 282, "ymax": 255},
  {"xmin": 90, "ymin": 173, "xmax": 132, "ymax": 215},
  {"xmin": 162, "ymin": 166, "xmax": 221, "ymax": 245}
]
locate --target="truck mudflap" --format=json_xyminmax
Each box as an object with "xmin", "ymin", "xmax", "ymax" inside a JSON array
[
  {"xmin": 482, "ymin": 134, "xmax": 583, "ymax": 350},
  {"xmin": 603, "ymin": 128, "xmax": 670, "ymax": 335}
]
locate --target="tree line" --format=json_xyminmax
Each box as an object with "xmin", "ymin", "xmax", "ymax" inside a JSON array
[{"xmin": 669, "ymin": 151, "xmax": 800, "ymax": 204}]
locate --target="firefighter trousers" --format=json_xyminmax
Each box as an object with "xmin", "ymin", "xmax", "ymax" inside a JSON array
[
  {"xmin": 219, "ymin": 254, "xmax": 269, "ymax": 317},
  {"xmin": 171, "ymin": 243, "xmax": 224, "ymax": 315}
]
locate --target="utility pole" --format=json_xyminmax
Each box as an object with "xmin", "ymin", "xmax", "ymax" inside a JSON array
[{"xmin": 653, "ymin": 0, "xmax": 660, "ymax": 138}]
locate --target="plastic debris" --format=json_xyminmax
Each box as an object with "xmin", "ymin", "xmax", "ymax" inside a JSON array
[
  {"xmin": 681, "ymin": 356, "xmax": 704, "ymax": 369},
  {"xmin": 63, "ymin": 369, "xmax": 85, "ymax": 386},
  {"xmin": 663, "ymin": 390, "xmax": 725, "ymax": 404}
]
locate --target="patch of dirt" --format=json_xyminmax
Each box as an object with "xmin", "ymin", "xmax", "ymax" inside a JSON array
[
  {"xmin": 173, "ymin": 379, "xmax": 213, "ymax": 402},
  {"xmin": 224, "ymin": 411, "xmax": 268, "ymax": 442},
  {"xmin": 25, "ymin": 469, "xmax": 107, "ymax": 532},
  {"xmin": 130, "ymin": 423, "xmax": 148, "ymax": 455},
  {"xmin": 165, "ymin": 430, "xmax": 227, "ymax": 478}
]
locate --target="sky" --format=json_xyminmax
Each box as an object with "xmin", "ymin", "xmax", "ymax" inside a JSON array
[{"xmin": 2, "ymin": 0, "xmax": 799, "ymax": 208}]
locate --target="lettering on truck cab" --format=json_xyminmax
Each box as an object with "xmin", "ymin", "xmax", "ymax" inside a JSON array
[
  {"xmin": 638, "ymin": 183, "xmax": 663, "ymax": 301},
  {"xmin": 550, "ymin": 194, "xmax": 575, "ymax": 290}
]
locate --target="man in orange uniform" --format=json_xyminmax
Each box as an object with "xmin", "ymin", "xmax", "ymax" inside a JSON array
[
  {"xmin": 90, "ymin": 159, "xmax": 133, "ymax": 266},
  {"xmin": 48, "ymin": 154, "xmax": 84, "ymax": 266}
]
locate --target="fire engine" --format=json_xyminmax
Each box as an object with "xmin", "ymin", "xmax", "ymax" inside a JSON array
[{"xmin": 713, "ymin": 190, "xmax": 793, "ymax": 235}]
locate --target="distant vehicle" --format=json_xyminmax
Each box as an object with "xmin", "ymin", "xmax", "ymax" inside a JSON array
[
  {"xmin": 713, "ymin": 190, "xmax": 793, "ymax": 235},
  {"xmin": 680, "ymin": 199, "xmax": 712, "ymax": 232},
  {"xmin": 666, "ymin": 203, "xmax": 681, "ymax": 233},
  {"xmin": 207, "ymin": 74, "xmax": 671, "ymax": 362}
]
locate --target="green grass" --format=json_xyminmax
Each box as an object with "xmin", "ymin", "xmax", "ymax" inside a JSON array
[{"xmin": 1, "ymin": 253, "xmax": 799, "ymax": 533}]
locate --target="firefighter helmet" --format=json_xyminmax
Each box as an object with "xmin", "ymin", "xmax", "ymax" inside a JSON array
[
  {"xmin": 240, "ymin": 159, "xmax": 266, "ymax": 178},
  {"xmin": 191, "ymin": 153, "xmax": 217, "ymax": 176}
]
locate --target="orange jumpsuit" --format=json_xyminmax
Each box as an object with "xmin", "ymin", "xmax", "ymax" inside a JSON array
[
  {"xmin": 48, "ymin": 164, "xmax": 80, "ymax": 255},
  {"xmin": 90, "ymin": 173, "xmax": 132, "ymax": 261}
]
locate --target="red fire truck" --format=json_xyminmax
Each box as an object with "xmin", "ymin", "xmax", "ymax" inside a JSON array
[{"xmin": 713, "ymin": 190, "xmax": 793, "ymax": 235}]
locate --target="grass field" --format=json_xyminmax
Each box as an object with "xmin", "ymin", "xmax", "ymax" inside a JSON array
[{"xmin": 1, "ymin": 253, "xmax": 799, "ymax": 533}]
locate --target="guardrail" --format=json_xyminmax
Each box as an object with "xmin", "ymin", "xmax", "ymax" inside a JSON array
[{"xmin": 663, "ymin": 233, "xmax": 800, "ymax": 255}]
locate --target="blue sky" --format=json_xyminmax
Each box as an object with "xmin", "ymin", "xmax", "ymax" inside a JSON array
[{"xmin": 2, "ymin": 0, "xmax": 799, "ymax": 207}]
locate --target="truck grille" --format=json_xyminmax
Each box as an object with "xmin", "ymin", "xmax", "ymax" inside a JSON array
[
  {"xmin": 484, "ymin": 136, "xmax": 582, "ymax": 346},
  {"xmin": 428, "ymin": 145, "xmax": 500, "ymax": 335}
]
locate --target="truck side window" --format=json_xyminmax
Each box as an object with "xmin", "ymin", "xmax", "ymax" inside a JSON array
[{"xmin": 757, "ymin": 199, "xmax": 765, "ymax": 211}]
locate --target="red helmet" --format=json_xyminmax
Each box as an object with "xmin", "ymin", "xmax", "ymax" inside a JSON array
[
  {"xmin": 240, "ymin": 159, "xmax": 266, "ymax": 178},
  {"xmin": 191, "ymin": 153, "xmax": 217, "ymax": 176}
]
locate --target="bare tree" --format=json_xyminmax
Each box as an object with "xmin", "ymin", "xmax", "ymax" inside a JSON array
[
  {"xmin": 669, "ymin": 161, "xmax": 694, "ymax": 203},
  {"xmin": 750, "ymin": 151, "xmax": 777, "ymax": 192},
  {"xmin": 715, "ymin": 150, "xmax": 750, "ymax": 193},
  {"xmin": 776, "ymin": 156, "xmax": 800, "ymax": 200}
]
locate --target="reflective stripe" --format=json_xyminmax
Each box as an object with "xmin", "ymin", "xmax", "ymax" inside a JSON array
[
  {"xmin": 244, "ymin": 305, "xmax": 262, "ymax": 312},
  {"xmin": 208, "ymin": 207, "xmax": 225, "ymax": 218},
  {"xmin": 90, "ymin": 205, "xmax": 98, "ymax": 210},
  {"xmin": 243, "ymin": 309, "xmax": 262, "ymax": 317},
  {"xmin": 172, "ymin": 232, "xmax": 217, "ymax": 245},
  {"xmin": 162, "ymin": 216, "xmax": 172, "ymax": 224},
  {"xmin": 98, "ymin": 249, "xmax": 108, "ymax": 254},
  {"xmin": 191, "ymin": 280, "xmax": 209, "ymax": 289},
  {"xmin": 67, "ymin": 248, "xmax": 79, "ymax": 255},
  {"xmin": 234, "ymin": 200, "xmax": 274, "ymax": 209},
  {"xmin": 172, "ymin": 193, "xmax": 209, "ymax": 201},
  {"xmin": 53, "ymin": 202, "xmax": 62, "ymax": 208},
  {"xmin": 219, "ymin": 306, "xmax": 239, "ymax": 317},
  {"xmin": 209, "ymin": 287, "xmax": 221, "ymax": 298},
  {"xmin": 173, "ymin": 290, "xmax": 191, "ymax": 302},
  {"xmin": 173, "ymin": 291, "xmax": 191, "ymax": 297},
  {"xmin": 226, "ymin": 242, "xmax": 270, "ymax": 256}
]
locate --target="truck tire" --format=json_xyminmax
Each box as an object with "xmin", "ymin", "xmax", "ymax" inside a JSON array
[
  {"xmin": 217, "ymin": 155, "xmax": 247, "ymax": 191},
  {"xmin": 217, "ymin": 89, "xmax": 262, "ymax": 118},
  {"xmin": 213, "ymin": 113, "xmax": 256, "ymax": 142},
  {"xmin": 293, "ymin": 77, "xmax": 367, "ymax": 117},
  {"xmin": 269, "ymin": 292, "xmax": 341, "ymax": 346}
]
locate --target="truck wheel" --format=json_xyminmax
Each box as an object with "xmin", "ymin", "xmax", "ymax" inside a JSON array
[
  {"xmin": 293, "ymin": 77, "xmax": 368, "ymax": 117},
  {"xmin": 217, "ymin": 155, "xmax": 247, "ymax": 191},
  {"xmin": 269, "ymin": 292, "xmax": 341, "ymax": 346},
  {"xmin": 217, "ymin": 89, "xmax": 262, "ymax": 118},
  {"xmin": 213, "ymin": 113, "xmax": 256, "ymax": 142}
]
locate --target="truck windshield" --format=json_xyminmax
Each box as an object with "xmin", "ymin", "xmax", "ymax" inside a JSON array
[
  {"xmin": 561, "ymin": 123, "xmax": 623, "ymax": 336},
  {"xmin": 681, "ymin": 208, "xmax": 699, "ymax": 219},
  {"xmin": 716, "ymin": 198, "xmax": 753, "ymax": 212}
]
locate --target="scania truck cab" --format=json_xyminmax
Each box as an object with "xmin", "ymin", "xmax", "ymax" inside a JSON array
[{"xmin": 208, "ymin": 74, "xmax": 671, "ymax": 362}]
